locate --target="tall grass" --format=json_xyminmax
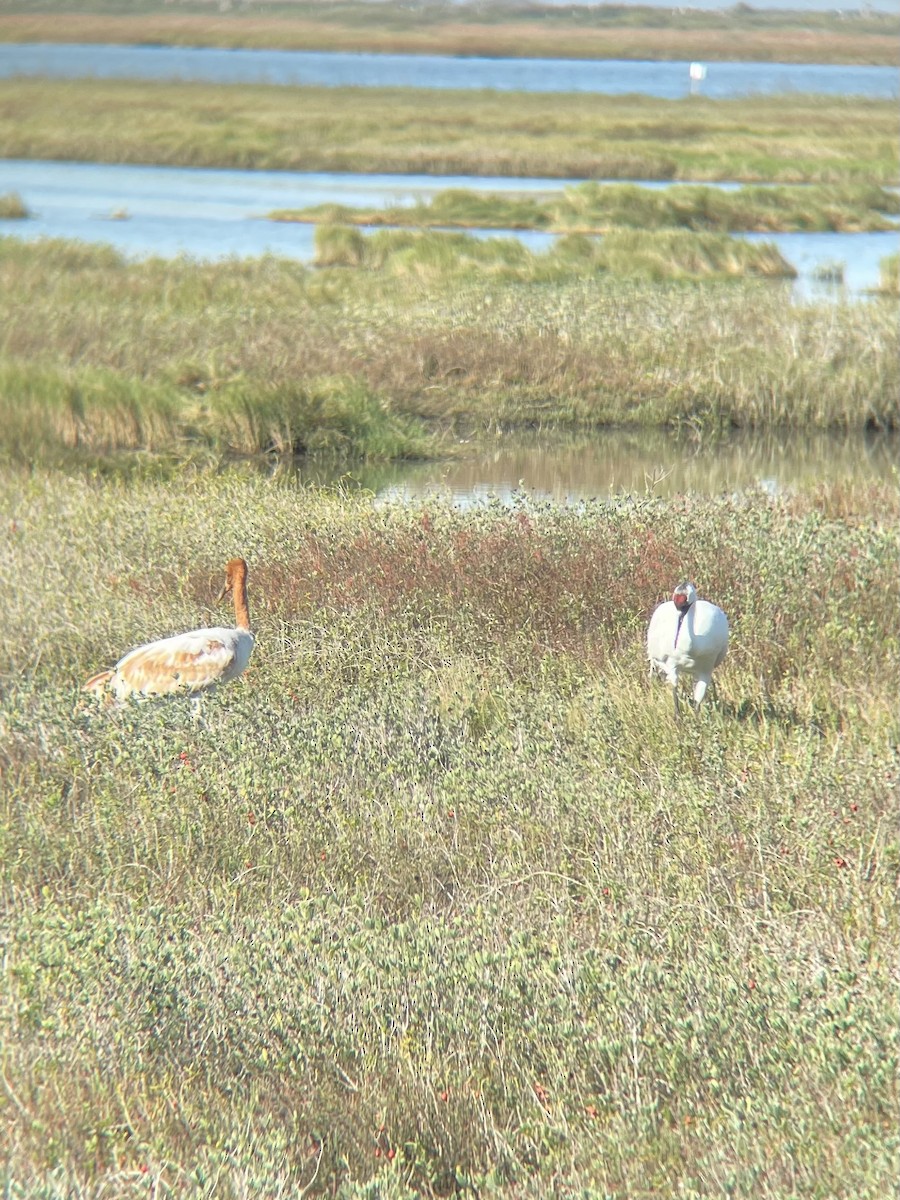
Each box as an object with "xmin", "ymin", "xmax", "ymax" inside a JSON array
[
  {"xmin": 876, "ymin": 252, "xmax": 899, "ymax": 296},
  {"xmin": 0, "ymin": 359, "xmax": 431, "ymax": 463},
  {"xmin": 1, "ymin": 79, "xmax": 895, "ymax": 183},
  {"xmin": 1, "ymin": 469, "xmax": 897, "ymax": 1198}
]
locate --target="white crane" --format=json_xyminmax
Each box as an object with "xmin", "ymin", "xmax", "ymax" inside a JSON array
[
  {"xmin": 84, "ymin": 557, "xmax": 254, "ymax": 704},
  {"xmin": 646, "ymin": 581, "xmax": 728, "ymax": 716}
]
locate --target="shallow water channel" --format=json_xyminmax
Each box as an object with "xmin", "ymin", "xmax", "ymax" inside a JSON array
[
  {"xmin": 2, "ymin": 158, "xmax": 895, "ymax": 300},
  {"xmin": 276, "ymin": 428, "xmax": 897, "ymax": 506}
]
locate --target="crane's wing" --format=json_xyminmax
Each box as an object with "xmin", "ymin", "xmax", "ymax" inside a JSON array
[{"xmin": 116, "ymin": 629, "xmax": 238, "ymax": 695}]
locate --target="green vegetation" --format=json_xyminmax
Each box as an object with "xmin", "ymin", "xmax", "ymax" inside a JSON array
[
  {"xmin": 811, "ymin": 260, "xmax": 845, "ymax": 285},
  {"xmin": 1, "ymin": 79, "xmax": 895, "ymax": 184},
  {"xmin": 276, "ymin": 182, "xmax": 900, "ymax": 235},
  {"xmin": 312, "ymin": 224, "xmax": 797, "ymax": 282},
  {"xmin": 1, "ymin": 236, "xmax": 896, "ymax": 468},
  {"xmin": 0, "ymin": 0, "xmax": 896, "ymax": 63},
  {"xmin": 0, "ymin": 359, "xmax": 430, "ymax": 465},
  {"xmin": 1, "ymin": 9, "xmax": 896, "ymax": 1193},
  {"xmin": 876, "ymin": 252, "xmax": 899, "ymax": 296},
  {"xmin": 2, "ymin": 468, "xmax": 898, "ymax": 1198},
  {"xmin": 0, "ymin": 190, "xmax": 28, "ymax": 218}
]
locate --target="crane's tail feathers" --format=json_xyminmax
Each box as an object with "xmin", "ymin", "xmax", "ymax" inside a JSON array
[{"xmin": 83, "ymin": 670, "xmax": 114, "ymax": 696}]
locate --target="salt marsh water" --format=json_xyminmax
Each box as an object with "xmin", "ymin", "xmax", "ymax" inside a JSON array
[
  {"xmin": 1, "ymin": 159, "xmax": 894, "ymax": 300},
  {"xmin": 289, "ymin": 428, "xmax": 899, "ymax": 505},
  {"xmin": 2, "ymin": 42, "xmax": 897, "ymax": 99}
]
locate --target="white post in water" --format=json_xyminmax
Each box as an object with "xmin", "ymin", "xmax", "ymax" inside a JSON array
[{"xmin": 689, "ymin": 62, "xmax": 707, "ymax": 96}]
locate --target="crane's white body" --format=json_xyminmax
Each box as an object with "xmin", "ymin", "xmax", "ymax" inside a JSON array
[
  {"xmin": 647, "ymin": 582, "xmax": 728, "ymax": 714},
  {"xmin": 85, "ymin": 557, "xmax": 254, "ymax": 704},
  {"xmin": 90, "ymin": 626, "xmax": 254, "ymax": 701}
]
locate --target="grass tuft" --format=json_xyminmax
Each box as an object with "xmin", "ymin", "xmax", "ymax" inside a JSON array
[
  {"xmin": 0, "ymin": 190, "xmax": 29, "ymax": 218},
  {"xmin": 875, "ymin": 252, "xmax": 899, "ymax": 296}
]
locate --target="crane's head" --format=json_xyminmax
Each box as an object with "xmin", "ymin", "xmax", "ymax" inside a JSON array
[
  {"xmin": 218, "ymin": 557, "xmax": 248, "ymax": 602},
  {"xmin": 673, "ymin": 581, "xmax": 698, "ymax": 610}
]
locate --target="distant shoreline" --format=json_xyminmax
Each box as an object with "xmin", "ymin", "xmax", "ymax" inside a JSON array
[{"xmin": 0, "ymin": 5, "xmax": 896, "ymax": 66}]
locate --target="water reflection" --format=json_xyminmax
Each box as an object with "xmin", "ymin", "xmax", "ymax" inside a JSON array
[
  {"xmin": 279, "ymin": 428, "xmax": 898, "ymax": 505},
  {"xmin": 738, "ymin": 230, "xmax": 898, "ymax": 301}
]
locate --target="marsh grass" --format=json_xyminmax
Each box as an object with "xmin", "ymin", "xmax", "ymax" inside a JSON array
[
  {"xmin": 0, "ymin": 190, "xmax": 28, "ymax": 218},
  {"xmin": 0, "ymin": 0, "xmax": 896, "ymax": 63},
  {"xmin": 876, "ymin": 252, "xmax": 899, "ymax": 296},
  {"xmin": 1, "ymin": 470, "xmax": 898, "ymax": 1198},
  {"xmin": 277, "ymin": 182, "xmax": 900, "ymax": 235},
  {"xmin": 812, "ymin": 260, "xmax": 845, "ymax": 285},
  {"xmin": 0, "ymin": 359, "xmax": 431, "ymax": 463},
  {"xmin": 1, "ymin": 79, "xmax": 896, "ymax": 184},
  {"xmin": 2, "ymin": 237, "xmax": 896, "ymax": 455},
  {"xmin": 585, "ymin": 228, "xmax": 795, "ymax": 282},
  {"xmin": 314, "ymin": 225, "xmax": 797, "ymax": 282}
]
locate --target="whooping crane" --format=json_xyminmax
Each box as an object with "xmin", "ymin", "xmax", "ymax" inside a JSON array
[
  {"xmin": 84, "ymin": 557, "xmax": 254, "ymax": 704},
  {"xmin": 646, "ymin": 581, "xmax": 728, "ymax": 716}
]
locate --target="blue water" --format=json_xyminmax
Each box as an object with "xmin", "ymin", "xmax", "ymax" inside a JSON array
[
  {"xmin": 1, "ymin": 159, "xmax": 895, "ymax": 301},
  {"xmin": 2, "ymin": 43, "xmax": 896, "ymax": 99},
  {"xmin": 0, "ymin": 158, "xmax": 571, "ymax": 261}
]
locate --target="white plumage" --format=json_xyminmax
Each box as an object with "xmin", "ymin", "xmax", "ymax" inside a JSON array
[
  {"xmin": 84, "ymin": 557, "xmax": 254, "ymax": 703},
  {"xmin": 647, "ymin": 581, "xmax": 728, "ymax": 715}
]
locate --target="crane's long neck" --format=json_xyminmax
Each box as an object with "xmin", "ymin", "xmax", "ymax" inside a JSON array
[
  {"xmin": 233, "ymin": 573, "xmax": 251, "ymax": 631},
  {"xmin": 674, "ymin": 603, "xmax": 691, "ymax": 648}
]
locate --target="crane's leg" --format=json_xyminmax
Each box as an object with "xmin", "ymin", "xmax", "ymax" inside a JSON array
[{"xmin": 693, "ymin": 677, "xmax": 711, "ymax": 711}]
